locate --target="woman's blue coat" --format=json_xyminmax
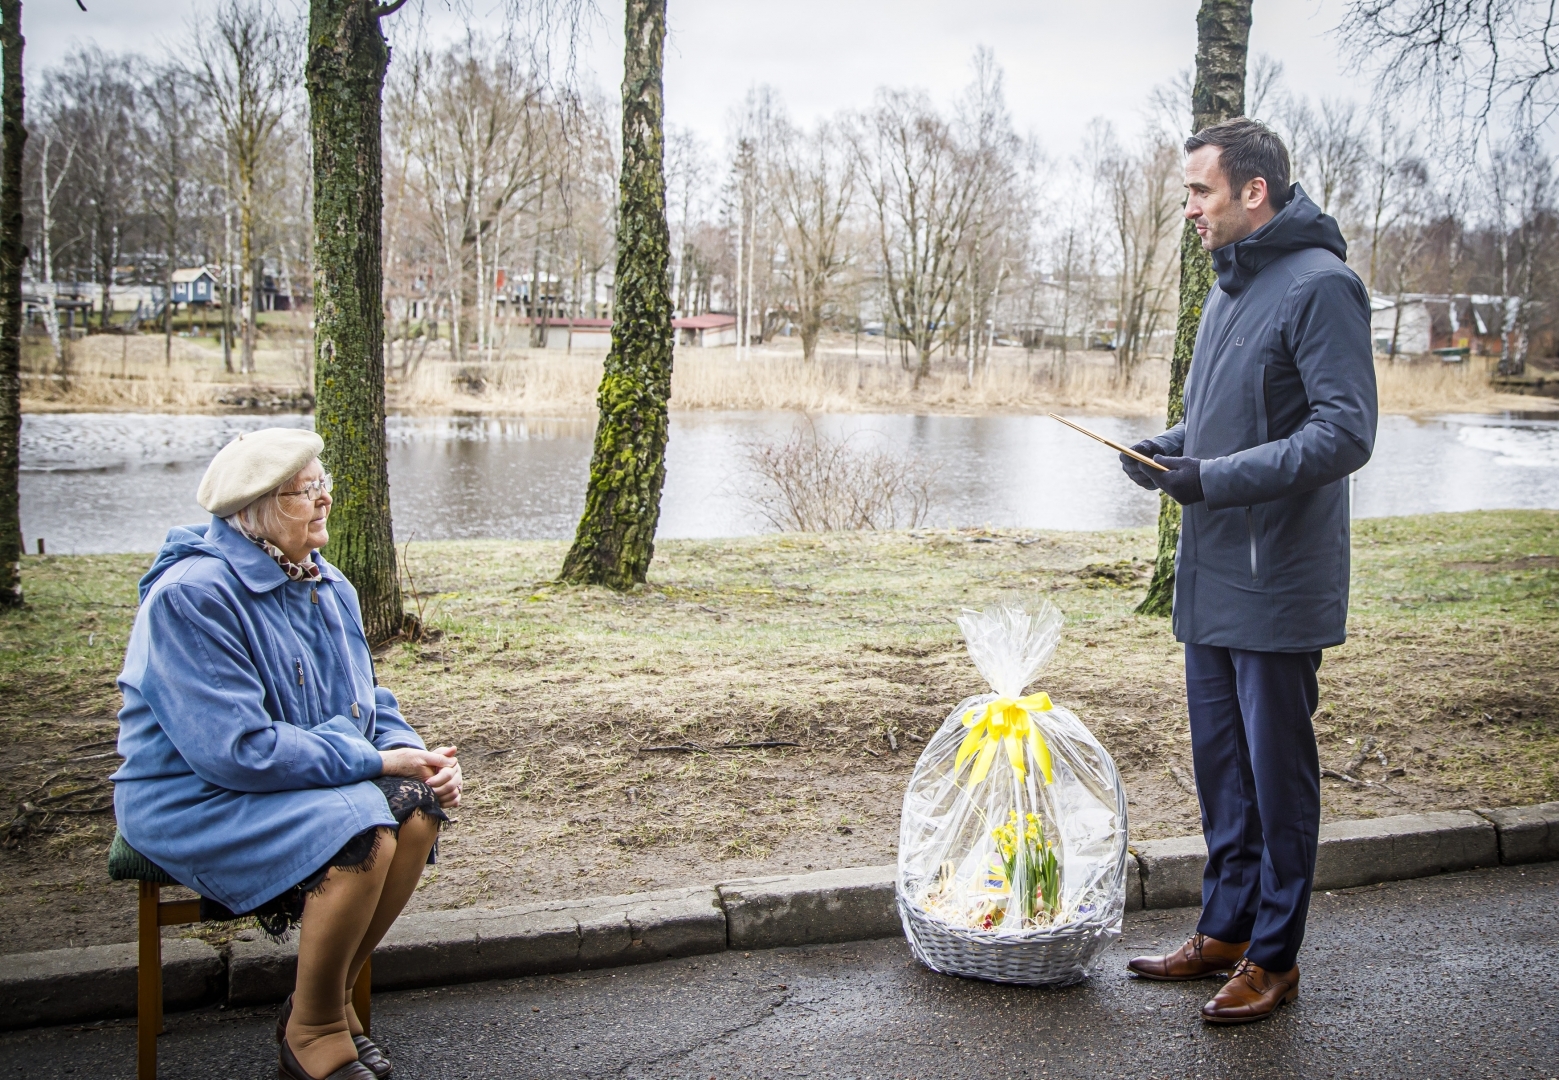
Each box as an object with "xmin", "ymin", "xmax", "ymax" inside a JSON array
[{"xmin": 111, "ymin": 516, "xmax": 425, "ymax": 914}]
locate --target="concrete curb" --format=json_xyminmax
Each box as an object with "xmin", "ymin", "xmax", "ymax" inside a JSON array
[
  {"xmin": 718, "ymin": 866, "xmax": 898, "ymax": 950},
  {"xmin": 5, "ymin": 801, "xmax": 1555, "ymax": 1030},
  {"xmin": 1478, "ymin": 801, "xmax": 1559, "ymax": 864},
  {"xmin": 1132, "ymin": 808, "xmax": 1507, "ymax": 909},
  {"xmin": 0, "ymin": 939, "xmax": 222, "ymax": 1029}
]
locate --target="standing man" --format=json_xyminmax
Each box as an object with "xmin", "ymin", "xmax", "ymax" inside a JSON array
[{"xmin": 1120, "ymin": 118, "xmax": 1377, "ymax": 1024}]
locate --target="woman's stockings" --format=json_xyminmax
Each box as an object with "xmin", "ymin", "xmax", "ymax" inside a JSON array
[
  {"xmin": 343, "ymin": 811, "xmax": 441, "ymax": 1037},
  {"xmin": 288, "ymin": 828, "xmax": 396, "ymax": 1078}
]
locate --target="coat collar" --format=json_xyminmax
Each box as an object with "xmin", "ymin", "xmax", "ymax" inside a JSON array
[
  {"xmin": 208, "ymin": 516, "xmax": 342, "ymax": 592},
  {"xmin": 1209, "ymin": 184, "xmax": 1347, "ymax": 296}
]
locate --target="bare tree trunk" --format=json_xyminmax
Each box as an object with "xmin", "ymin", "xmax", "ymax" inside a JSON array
[
  {"xmin": 1493, "ymin": 167, "xmax": 1525, "ymax": 377},
  {"xmin": 529, "ymin": 186, "xmax": 545, "ymax": 348},
  {"xmin": 240, "ymin": 187, "xmax": 256, "ymax": 373},
  {"xmin": 222, "ymin": 159, "xmax": 235, "ymax": 373},
  {"xmin": 308, "ymin": 0, "xmax": 406, "ymax": 643},
  {"xmin": 734, "ymin": 170, "xmax": 744, "ymax": 360},
  {"xmin": 746, "ymin": 183, "xmax": 757, "ymax": 352},
  {"xmin": 559, "ymin": 0, "xmax": 673, "ymax": 588},
  {"xmin": 36, "ymin": 129, "xmax": 65, "ymax": 368},
  {"xmin": 0, "ymin": 0, "xmax": 22, "ymax": 606},
  {"xmin": 163, "ymin": 269, "xmax": 175, "ymax": 363},
  {"xmin": 1138, "ymin": 0, "xmax": 1250, "ymax": 617}
]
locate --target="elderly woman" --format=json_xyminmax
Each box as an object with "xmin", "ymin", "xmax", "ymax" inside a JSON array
[{"xmin": 111, "ymin": 428, "xmax": 460, "ymax": 1080}]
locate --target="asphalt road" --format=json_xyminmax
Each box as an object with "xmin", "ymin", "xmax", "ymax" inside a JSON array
[{"xmin": 5, "ymin": 861, "xmax": 1556, "ymax": 1080}]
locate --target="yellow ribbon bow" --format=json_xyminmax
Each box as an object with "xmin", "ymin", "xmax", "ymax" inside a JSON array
[{"xmin": 954, "ymin": 692, "xmax": 1055, "ymax": 786}]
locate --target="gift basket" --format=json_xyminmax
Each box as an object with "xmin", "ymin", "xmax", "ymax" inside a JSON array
[{"xmin": 897, "ymin": 598, "xmax": 1128, "ymax": 985}]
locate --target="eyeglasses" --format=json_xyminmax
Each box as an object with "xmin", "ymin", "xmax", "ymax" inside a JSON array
[{"xmin": 278, "ymin": 474, "xmax": 334, "ymax": 500}]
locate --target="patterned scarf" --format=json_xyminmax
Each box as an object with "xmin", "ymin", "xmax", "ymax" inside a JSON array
[{"xmin": 251, "ymin": 535, "xmax": 322, "ymax": 583}]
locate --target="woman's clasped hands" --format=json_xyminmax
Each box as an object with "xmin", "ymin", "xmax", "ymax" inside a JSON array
[{"xmin": 380, "ymin": 746, "xmax": 462, "ymax": 808}]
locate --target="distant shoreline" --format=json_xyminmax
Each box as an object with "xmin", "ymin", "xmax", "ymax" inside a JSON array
[{"xmin": 20, "ymin": 332, "xmax": 1558, "ymax": 419}]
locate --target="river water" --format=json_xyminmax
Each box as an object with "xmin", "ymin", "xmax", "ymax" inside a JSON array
[{"xmin": 16, "ymin": 409, "xmax": 1559, "ymax": 554}]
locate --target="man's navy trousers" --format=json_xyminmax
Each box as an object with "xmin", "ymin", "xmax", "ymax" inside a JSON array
[{"xmin": 1185, "ymin": 643, "xmax": 1322, "ymax": 972}]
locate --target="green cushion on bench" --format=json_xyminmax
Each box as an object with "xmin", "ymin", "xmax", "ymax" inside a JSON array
[{"xmin": 108, "ymin": 830, "xmax": 175, "ymax": 884}]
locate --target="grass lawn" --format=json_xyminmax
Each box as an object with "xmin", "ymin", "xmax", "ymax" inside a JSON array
[{"xmin": 0, "ymin": 510, "xmax": 1554, "ymax": 954}]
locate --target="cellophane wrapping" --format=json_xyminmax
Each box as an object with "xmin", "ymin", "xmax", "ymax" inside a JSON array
[{"xmin": 897, "ymin": 599, "xmax": 1128, "ymax": 985}]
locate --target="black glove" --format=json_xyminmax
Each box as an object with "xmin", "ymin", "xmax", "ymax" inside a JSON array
[
  {"xmin": 1152, "ymin": 455, "xmax": 1205, "ymax": 505},
  {"xmin": 1119, "ymin": 439, "xmax": 1166, "ymax": 490}
]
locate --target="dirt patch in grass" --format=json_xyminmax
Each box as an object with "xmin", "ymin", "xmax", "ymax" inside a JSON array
[
  {"xmin": 1448, "ymin": 554, "xmax": 1559, "ymax": 572},
  {"xmin": 1, "ymin": 511, "xmax": 1555, "ymax": 954}
]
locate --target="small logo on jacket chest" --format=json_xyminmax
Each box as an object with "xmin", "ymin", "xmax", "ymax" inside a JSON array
[{"xmin": 1235, "ymin": 337, "xmax": 1245, "ymax": 346}]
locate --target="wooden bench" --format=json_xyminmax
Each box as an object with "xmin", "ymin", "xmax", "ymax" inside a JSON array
[{"xmin": 109, "ymin": 831, "xmax": 371, "ymax": 1079}]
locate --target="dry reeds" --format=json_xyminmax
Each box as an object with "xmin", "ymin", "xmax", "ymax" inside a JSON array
[
  {"xmin": 20, "ymin": 333, "xmax": 312, "ymax": 412},
  {"xmin": 18, "ymin": 329, "xmax": 1555, "ymax": 419},
  {"xmin": 670, "ymin": 346, "xmax": 1168, "ymax": 415},
  {"xmin": 1373, "ymin": 355, "xmax": 1535, "ymax": 414},
  {"xmin": 385, "ymin": 343, "xmax": 1170, "ymax": 416},
  {"xmin": 392, "ymin": 350, "xmax": 606, "ymax": 413}
]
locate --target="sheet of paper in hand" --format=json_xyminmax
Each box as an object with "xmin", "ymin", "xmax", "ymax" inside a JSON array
[{"xmin": 897, "ymin": 598, "xmax": 1129, "ymax": 985}]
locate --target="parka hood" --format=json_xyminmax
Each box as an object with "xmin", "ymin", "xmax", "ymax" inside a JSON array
[
  {"xmin": 140, "ymin": 523, "xmax": 224, "ymax": 601},
  {"xmin": 1211, "ymin": 184, "xmax": 1347, "ymax": 296},
  {"xmin": 138, "ymin": 515, "xmax": 337, "ymax": 601}
]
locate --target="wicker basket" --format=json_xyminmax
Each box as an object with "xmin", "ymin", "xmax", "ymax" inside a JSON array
[
  {"xmin": 898, "ymin": 892, "xmax": 1120, "ymax": 986},
  {"xmin": 897, "ymin": 775, "xmax": 1129, "ymax": 986},
  {"xmin": 896, "ymin": 601, "xmax": 1131, "ymax": 986}
]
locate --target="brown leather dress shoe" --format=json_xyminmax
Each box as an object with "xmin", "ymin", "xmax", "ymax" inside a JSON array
[
  {"xmin": 1200, "ymin": 958, "xmax": 1300, "ymax": 1024},
  {"xmin": 1127, "ymin": 932, "xmax": 1248, "ymax": 981}
]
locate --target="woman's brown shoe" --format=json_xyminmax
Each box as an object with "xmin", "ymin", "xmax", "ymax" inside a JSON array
[
  {"xmin": 352, "ymin": 1035, "xmax": 393, "ymax": 1078},
  {"xmin": 1200, "ymin": 958, "xmax": 1299, "ymax": 1024},
  {"xmin": 1127, "ymin": 932, "xmax": 1248, "ymax": 980},
  {"xmin": 279, "ymin": 995, "xmax": 390, "ymax": 1077},
  {"xmin": 278, "ymin": 1034, "xmax": 377, "ymax": 1080}
]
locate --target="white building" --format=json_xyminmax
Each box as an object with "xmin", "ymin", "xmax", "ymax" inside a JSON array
[{"xmin": 1370, "ymin": 295, "xmax": 1432, "ymax": 355}]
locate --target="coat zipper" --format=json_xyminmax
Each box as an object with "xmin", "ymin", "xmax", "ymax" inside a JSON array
[{"xmin": 1245, "ymin": 508, "xmax": 1259, "ymax": 581}]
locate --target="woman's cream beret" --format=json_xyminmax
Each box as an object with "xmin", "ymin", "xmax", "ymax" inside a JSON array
[{"xmin": 197, "ymin": 428, "xmax": 325, "ymax": 518}]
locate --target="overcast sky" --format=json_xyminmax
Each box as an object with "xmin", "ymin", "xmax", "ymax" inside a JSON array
[{"xmin": 22, "ymin": 0, "xmax": 1379, "ymax": 157}]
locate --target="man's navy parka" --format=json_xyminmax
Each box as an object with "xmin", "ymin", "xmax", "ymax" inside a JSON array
[{"xmin": 1155, "ymin": 184, "xmax": 1378, "ymax": 652}]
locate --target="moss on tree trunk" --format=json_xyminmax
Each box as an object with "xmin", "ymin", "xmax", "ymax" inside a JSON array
[
  {"xmin": 0, "ymin": 0, "xmax": 23, "ymax": 607},
  {"xmin": 1138, "ymin": 0, "xmax": 1250, "ymax": 618},
  {"xmin": 307, "ymin": 0, "xmax": 404, "ymax": 641},
  {"xmin": 559, "ymin": 0, "xmax": 673, "ymax": 589}
]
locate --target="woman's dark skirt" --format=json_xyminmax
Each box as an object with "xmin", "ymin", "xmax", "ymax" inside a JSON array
[{"xmin": 204, "ymin": 777, "xmax": 447, "ymax": 937}]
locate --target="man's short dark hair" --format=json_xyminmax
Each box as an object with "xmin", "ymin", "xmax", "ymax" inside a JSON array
[{"xmin": 1185, "ymin": 117, "xmax": 1292, "ymax": 210}]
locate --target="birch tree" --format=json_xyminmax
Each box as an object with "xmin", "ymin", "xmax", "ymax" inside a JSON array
[
  {"xmin": 25, "ymin": 107, "xmax": 73, "ymax": 368},
  {"xmin": 770, "ymin": 117, "xmax": 854, "ymax": 362},
  {"xmin": 666, "ymin": 125, "xmax": 710, "ymax": 317},
  {"xmin": 1101, "ymin": 133, "xmax": 1183, "ymax": 379},
  {"xmin": 953, "ymin": 49, "xmax": 1034, "ymax": 381},
  {"xmin": 192, "ymin": 0, "xmax": 292, "ymax": 375},
  {"xmin": 853, "ymin": 89, "xmax": 984, "ymax": 382},
  {"xmin": 1286, "ymin": 96, "xmax": 1366, "ymax": 219},
  {"xmin": 139, "ymin": 64, "xmax": 199, "ymax": 363},
  {"xmin": 52, "ymin": 50, "xmax": 134, "ymax": 333},
  {"xmin": 307, "ymin": 0, "xmax": 407, "ymax": 642},
  {"xmin": 1487, "ymin": 140, "xmax": 1553, "ymax": 375},
  {"xmin": 387, "ymin": 41, "xmax": 546, "ymax": 360},
  {"xmin": 1138, "ymin": 0, "xmax": 1251, "ymax": 617},
  {"xmin": 560, "ymin": 0, "xmax": 674, "ymax": 588}
]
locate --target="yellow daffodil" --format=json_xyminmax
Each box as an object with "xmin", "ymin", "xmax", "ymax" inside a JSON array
[
  {"xmin": 987, "ymin": 808, "xmax": 1062, "ymax": 924},
  {"xmin": 954, "ymin": 692, "xmax": 1055, "ymax": 785}
]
